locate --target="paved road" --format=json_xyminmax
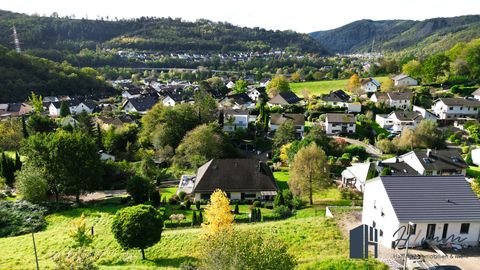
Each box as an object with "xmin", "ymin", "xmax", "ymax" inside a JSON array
[{"xmin": 331, "ymin": 136, "xmax": 383, "ymax": 157}]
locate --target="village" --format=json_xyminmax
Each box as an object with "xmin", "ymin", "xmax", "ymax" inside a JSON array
[{"xmin": 2, "ymin": 66, "xmax": 480, "ymax": 269}]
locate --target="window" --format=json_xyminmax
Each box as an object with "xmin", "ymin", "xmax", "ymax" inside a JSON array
[
  {"xmin": 460, "ymin": 223, "xmax": 470, "ymax": 234},
  {"xmin": 460, "ymin": 107, "xmax": 463, "ymax": 110},
  {"xmin": 449, "ymin": 107, "xmax": 453, "ymax": 110},
  {"xmin": 475, "ymin": 108, "xmax": 478, "ymax": 111},
  {"xmin": 425, "ymin": 171, "xmax": 433, "ymax": 176},
  {"xmin": 380, "ymin": 230, "xmax": 383, "ymax": 237},
  {"xmin": 372, "ymin": 221, "xmax": 376, "ymax": 228},
  {"xmin": 409, "ymin": 224, "xmax": 417, "ymax": 235}
]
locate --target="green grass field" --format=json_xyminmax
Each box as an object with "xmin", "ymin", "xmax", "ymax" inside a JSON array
[
  {"xmin": 290, "ymin": 77, "xmax": 389, "ymax": 97},
  {"xmin": 0, "ymin": 199, "xmax": 347, "ymax": 269}
]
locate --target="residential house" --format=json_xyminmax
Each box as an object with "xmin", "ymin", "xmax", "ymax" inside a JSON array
[
  {"xmin": 324, "ymin": 113, "xmax": 356, "ymax": 135},
  {"xmin": 341, "ymin": 163, "xmax": 376, "ymax": 192},
  {"xmin": 96, "ymin": 115, "xmax": 135, "ymax": 130},
  {"xmin": 432, "ymin": 98, "xmax": 480, "ymax": 121},
  {"xmin": 219, "ymin": 93, "xmax": 255, "ymax": 110},
  {"xmin": 363, "ymin": 176, "xmax": 480, "ymax": 248},
  {"xmin": 392, "ymin": 74, "xmax": 418, "ymax": 87},
  {"xmin": 375, "ymin": 111, "xmax": 423, "ymax": 133},
  {"xmin": 270, "ymin": 113, "xmax": 305, "ymax": 138},
  {"xmin": 0, "ymin": 103, "xmax": 33, "ymax": 118},
  {"xmin": 58, "ymin": 115, "xmax": 79, "ymax": 127},
  {"xmin": 361, "ymin": 78, "xmax": 380, "ymax": 93},
  {"xmin": 121, "ymin": 88, "xmax": 142, "ymax": 99},
  {"xmin": 48, "ymin": 100, "xmax": 95, "ymax": 116},
  {"xmin": 381, "ymin": 149, "xmax": 468, "ymax": 176},
  {"xmin": 189, "ymin": 159, "xmax": 279, "ymax": 202},
  {"xmin": 412, "ymin": 105, "xmax": 438, "ymax": 121},
  {"xmin": 223, "ymin": 109, "xmax": 250, "ymax": 132},
  {"xmin": 471, "ymin": 149, "xmax": 480, "ymax": 167},
  {"xmin": 121, "ymin": 96, "xmax": 158, "ymax": 114},
  {"xmin": 321, "ymin": 90, "xmax": 361, "ymax": 113},
  {"xmin": 226, "ymin": 81, "xmax": 235, "ymax": 89},
  {"xmin": 370, "ymin": 91, "xmax": 412, "ymax": 109},
  {"xmin": 247, "ymin": 87, "xmax": 264, "ymax": 101},
  {"xmin": 472, "ymin": 88, "xmax": 480, "ymax": 101},
  {"xmin": 259, "ymin": 78, "xmax": 270, "ymax": 88},
  {"xmin": 267, "ymin": 91, "xmax": 303, "ymax": 108}
]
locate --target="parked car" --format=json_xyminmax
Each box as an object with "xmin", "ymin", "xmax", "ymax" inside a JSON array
[{"xmin": 428, "ymin": 266, "xmax": 461, "ymax": 270}]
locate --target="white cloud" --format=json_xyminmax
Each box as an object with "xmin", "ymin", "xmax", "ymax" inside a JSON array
[{"xmin": 1, "ymin": 0, "xmax": 479, "ymax": 33}]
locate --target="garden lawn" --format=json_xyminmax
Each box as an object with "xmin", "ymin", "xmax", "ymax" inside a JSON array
[
  {"xmin": 0, "ymin": 201, "xmax": 349, "ymax": 269},
  {"xmin": 274, "ymin": 170, "xmax": 290, "ymax": 190},
  {"xmin": 290, "ymin": 76, "xmax": 389, "ymax": 97},
  {"xmin": 467, "ymin": 166, "xmax": 480, "ymax": 178}
]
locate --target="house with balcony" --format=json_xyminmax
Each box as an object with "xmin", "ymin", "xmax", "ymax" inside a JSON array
[
  {"xmin": 370, "ymin": 91, "xmax": 412, "ymax": 109},
  {"xmin": 324, "ymin": 113, "xmax": 356, "ymax": 135},
  {"xmin": 432, "ymin": 98, "xmax": 480, "ymax": 122},
  {"xmin": 222, "ymin": 109, "xmax": 251, "ymax": 132},
  {"xmin": 375, "ymin": 111, "xmax": 423, "ymax": 133}
]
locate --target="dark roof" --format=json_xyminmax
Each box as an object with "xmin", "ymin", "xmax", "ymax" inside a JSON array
[
  {"xmin": 437, "ymin": 98, "xmax": 480, "ymax": 107},
  {"xmin": 124, "ymin": 96, "xmax": 158, "ymax": 112},
  {"xmin": 270, "ymin": 113, "xmax": 305, "ymax": 126},
  {"xmin": 373, "ymin": 93, "xmax": 388, "ymax": 102},
  {"xmin": 361, "ymin": 77, "xmax": 380, "ymax": 87},
  {"xmin": 412, "ymin": 149, "xmax": 468, "ymax": 171},
  {"xmin": 326, "ymin": 113, "xmax": 355, "ymax": 123},
  {"xmin": 81, "ymin": 100, "xmax": 96, "ymax": 109},
  {"xmin": 390, "ymin": 111, "xmax": 423, "ymax": 121},
  {"xmin": 226, "ymin": 93, "xmax": 252, "ymax": 105},
  {"xmin": 50, "ymin": 100, "xmax": 81, "ymax": 108},
  {"xmin": 378, "ymin": 176, "xmax": 480, "ymax": 222},
  {"xmin": 322, "ymin": 90, "xmax": 350, "ymax": 102},
  {"xmin": 268, "ymin": 91, "xmax": 301, "ymax": 105},
  {"xmin": 192, "ymin": 159, "xmax": 278, "ymax": 193},
  {"xmin": 123, "ymin": 87, "xmax": 142, "ymax": 95},
  {"xmin": 379, "ymin": 162, "xmax": 418, "ymax": 176},
  {"xmin": 388, "ymin": 91, "xmax": 412, "ymax": 101}
]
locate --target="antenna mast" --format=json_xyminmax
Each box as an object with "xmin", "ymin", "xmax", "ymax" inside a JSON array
[{"xmin": 12, "ymin": 25, "xmax": 21, "ymax": 53}]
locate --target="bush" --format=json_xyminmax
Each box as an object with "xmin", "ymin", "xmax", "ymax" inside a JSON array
[
  {"xmin": 178, "ymin": 191, "xmax": 187, "ymax": 201},
  {"xmin": 0, "ymin": 200, "xmax": 47, "ymax": 237},
  {"xmin": 274, "ymin": 205, "xmax": 292, "ymax": 219},
  {"xmin": 126, "ymin": 175, "xmax": 154, "ymax": 204},
  {"xmin": 195, "ymin": 200, "xmax": 201, "ymax": 210},
  {"xmin": 234, "ymin": 203, "xmax": 239, "ymax": 214},
  {"xmin": 185, "ymin": 200, "xmax": 191, "ymax": 210},
  {"xmin": 53, "ymin": 248, "xmax": 99, "ymax": 270},
  {"xmin": 69, "ymin": 213, "xmax": 93, "ymax": 247},
  {"xmin": 291, "ymin": 197, "xmax": 306, "ymax": 210},
  {"xmin": 252, "ymin": 200, "xmax": 262, "ymax": 208}
]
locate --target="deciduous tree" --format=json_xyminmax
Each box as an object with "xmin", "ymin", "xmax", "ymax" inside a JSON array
[
  {"xmin": 290, "ymin": 143, "xmax": 329, "ymax": 205},
  {"xmin": 202, "ymin": 189, "xmax": 234, "ymax": 236}
]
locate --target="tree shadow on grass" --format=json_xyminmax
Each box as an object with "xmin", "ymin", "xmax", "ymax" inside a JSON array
[{"xmin": 149, "ymin": 256, "xmax": 198, "ymax": 268}]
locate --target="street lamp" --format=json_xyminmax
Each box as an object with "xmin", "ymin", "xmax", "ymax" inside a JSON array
[
  {"xmin": 26, "ymin": 218, "xmax": 40, "ymax": 270},
  {"xmin": 403, "ymin": 221, "xmax": 415, "ymax": 270}
]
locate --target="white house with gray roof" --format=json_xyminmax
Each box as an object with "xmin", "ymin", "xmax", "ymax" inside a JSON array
[
  {"xmin": 375, "ymin": 111, "xmax": 423, "ymax": 133},
  {"xmin": 432, "ymin": 98, "xmax": 480, "ymax": 120},
  {"xmin": 324, "ymin": 113, "xmax": 356, "ymax": 135},
  {"xmin": 363, "ymin": 176, "xmax": 480, "ymax": 248},
  {"xmin": 392, "ymin": 74, "xmax": 418, "ymax": 87}
]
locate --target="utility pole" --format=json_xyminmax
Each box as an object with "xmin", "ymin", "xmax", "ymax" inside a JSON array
[{"xmin": 27, "ymin": 218, "xmax": 40, "ymax": 270}]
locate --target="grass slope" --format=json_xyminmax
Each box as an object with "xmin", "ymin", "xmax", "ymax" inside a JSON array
[
  {"xmin": 0, "ymin": 200, "xmax": 347, "ymax": 269},
  {"xmin": 290, "ymin": 77, "xmax": 389, "ymax": 97}
]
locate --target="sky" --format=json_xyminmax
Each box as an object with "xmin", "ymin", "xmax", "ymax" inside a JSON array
[{"xmin": 1, "ymin": 0, "xmax": 479, "ymax": 33}]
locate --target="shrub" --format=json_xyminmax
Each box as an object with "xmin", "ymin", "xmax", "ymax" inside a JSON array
[
  {"xmin": 126, "ymin": 175, "xmax": 154, "ymax": 204},
  {"xmin": 291, "ymin": 197, "xmax": 306, "ymax": 210},
  {"xmin": 274, "ymin": 192, "xmax": 285, "ymax": 207},
  {"xmin": 178, "ymin": 191, "xmax": 187, "ymax": 201},
  {"xmin": 0, "ymin": 200, "xmax": 47, "ymax": 237},
  {"xmin": 195, "ymin": 200, "xmax": 201, "ymax": 210},
  {"xmin": 252, "ymin": 200, "xmax": 261, "ymax": 208},
  {"xmin": 234, "ymin": 203, "xmax": 239, "ymax": 214},
  {"xmin": 151, "ymin": 190, "xmax": 160, "ymax": 208},
  {"xmin": 53, "ymin": 248, "xmax": 99, "ymax": 270},
  {"xmin": 111, "ymin": 205, "xmax": 163, "ymax": 260},
  {"xmin": 274, "ymin": 205, "xmax": 292, "ymax": 219},
  {"xmin": 185, "ymin": 200, "xmax": 191, "ymax": 210},
  {"xmin": 69, "ymin": 213, "xmax": 93, "ymax": 247}
]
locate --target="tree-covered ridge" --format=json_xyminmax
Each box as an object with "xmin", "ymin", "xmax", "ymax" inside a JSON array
[
  {"xmin": 0, "ymin": 10, "xmax": 326, "ymax": 54},
  {"xmin": 0, "ymin": 45, "xmax": 114, "ymax": 102},
  {"xmin": 310, "ymin": 15, "xmax": 480, "ymax": 55}
]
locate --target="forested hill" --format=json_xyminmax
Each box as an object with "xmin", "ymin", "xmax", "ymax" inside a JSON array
[
  {"xmin": 0, "ymin": 10, "xmax": 327, "ymax": 54},
  {"xmin": 0, "ymin": 45, "xmax": 114, "ymax": 102},
  {"xmin": 310, "ymin": 15, "xmax": 480, "ymax": 55}
]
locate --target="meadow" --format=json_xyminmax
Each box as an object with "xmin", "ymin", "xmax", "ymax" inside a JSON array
[{"xmin": 290, "ymin": 77, "xmax": 389, "ymax": 97}]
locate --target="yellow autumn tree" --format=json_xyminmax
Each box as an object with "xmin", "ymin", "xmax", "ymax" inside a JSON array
[
  {"xmin": 279, "ymin": 143, "xmax": 292, "ymax": 164},
  {"xmin": 346, "ymin": 74, "xmax": 361, "ymax": 95},
  {"xmin": 69, "ymin": 213, "xmax": 93, "ymax": 246},
  {"xmin": 202, "ymin": 189, "xmax": 234, "ymax": 236}
]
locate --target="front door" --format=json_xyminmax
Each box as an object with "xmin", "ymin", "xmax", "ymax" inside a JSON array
[
  {"xmin": 426, "ymin": 224, "xmax": 436, "ymax": 240},
  {"xmin": 442, "ymin": 224, "xmax": 449, "ymax": 239}
]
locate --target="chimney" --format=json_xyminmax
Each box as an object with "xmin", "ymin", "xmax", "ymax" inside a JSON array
[{"xmin": 427, "ymin": 149, "xmax": 432, "ymax": 157}]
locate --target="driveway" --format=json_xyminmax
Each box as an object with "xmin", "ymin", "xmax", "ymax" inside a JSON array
[{"xmin": 331, "ymin": 136, "xmax": 383, "ymax": 157}]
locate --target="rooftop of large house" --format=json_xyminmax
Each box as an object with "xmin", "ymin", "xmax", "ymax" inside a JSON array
[
  {"xmin": 372, "ymin": 176, "xmax": 480, "ymax": 222},
  {"xmin": 390, "ymin": 111, "xmax": 423, "ymax": 121},
  {"xmin": 392, "ymin": 74, "xmax": 412, "ymax": 81},
  {"xmin": 268, "ymin": 91, "xmax": 301, "ymax": 105},
  {"xmin": 325, "ymin": 113, "xmax": 356, "ymax": 123},
  {"xmin": 411, "ymin": 149, "xmax": 468, "ymax": 171},
  {"xmin": 123, "ymin": 96, "xmax": 158, "ymax": 112},
  {"xmin": 322, "ymin": 90, "xmax": 350, "ymax": 102},
  {"xmin": 436, "ymin": 97, "xmax": 480, "ymax": 107},
  {"xmin": 270, "ymin": 113, "xmax": 305, "ymax": 126},
  {"xmin": 192, "ymin": 159, "xmax": 278, "ymax": 193},
  {"xmin": 360, "ymin": 77, "xmax": 380, "ymax": 87}
]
